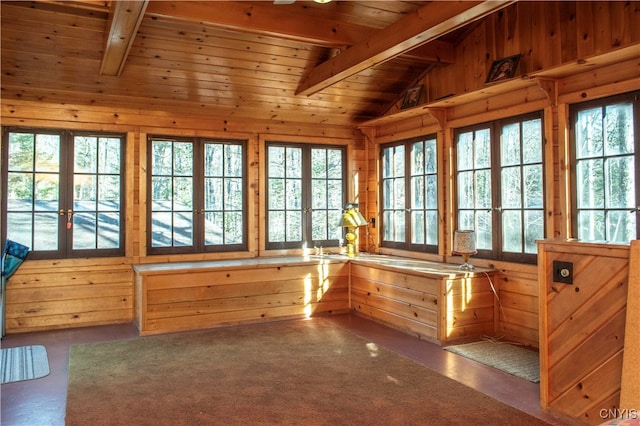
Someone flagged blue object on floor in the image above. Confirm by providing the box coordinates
[1,240,29,338]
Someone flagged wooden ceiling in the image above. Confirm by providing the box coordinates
[1,1,512,127]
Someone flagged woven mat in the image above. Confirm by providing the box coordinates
[1,345,50,384]
[445,339,540,383]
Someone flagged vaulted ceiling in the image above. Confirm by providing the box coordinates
[1,1,513,127]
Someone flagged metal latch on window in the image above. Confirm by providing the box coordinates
[60,209,73,229]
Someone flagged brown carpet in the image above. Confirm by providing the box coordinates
[66,318,551,426]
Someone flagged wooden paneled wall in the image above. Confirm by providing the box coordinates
[1,103,362,333]
[363,1,640,348]
[538,240,631,424]
[4,258,134,333]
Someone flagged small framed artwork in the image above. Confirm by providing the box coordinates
[485,54,521,84]
[401,85,422,109]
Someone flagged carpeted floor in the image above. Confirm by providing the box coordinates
[1,345,50,384]
[444,339,540,383]
[66,319,552,425]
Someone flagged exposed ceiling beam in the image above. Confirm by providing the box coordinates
[100,0,149,76]
[296,1,516,96]
[145,1,455,64]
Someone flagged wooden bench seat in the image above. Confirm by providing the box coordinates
[133,254,496,344]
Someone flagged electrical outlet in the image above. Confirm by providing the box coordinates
[553,260,573,284]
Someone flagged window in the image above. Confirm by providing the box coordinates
[455,113,544,263]
[148,136,246,254]
[380,135,438,252]
[571,91,639,243]
[266,142,346,250]
[2,128,125,259]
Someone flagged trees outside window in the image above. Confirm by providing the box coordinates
[455,113,544,263]
[380,135,438,253]
[148,136,246,254]
[266,142,346,250]
[2,128,125,259]
[571,91,639,243]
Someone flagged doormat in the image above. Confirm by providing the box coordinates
[445,339,540,383]
[1,345,50,384]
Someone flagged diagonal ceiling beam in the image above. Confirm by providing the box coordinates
[100,0,149,76]
[296,1,516,96]
[145,1,455,64]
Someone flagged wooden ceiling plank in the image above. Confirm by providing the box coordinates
[144,1,453,63]
[100,0,149,76]
[296,1,516,96]
[146,1,368,48]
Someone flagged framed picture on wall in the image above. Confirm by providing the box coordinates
[401,85,422,109]
[485,54,521,84]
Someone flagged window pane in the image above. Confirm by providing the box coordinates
[605,156,635,208]
[35,134,60,172]
[476,210,492,250]
[607,210,636,243]
[501,166,521,208]
[269,211,286,242]
[522,119,543,163]
[576,107,604,159]
[501,123,521,166]
[474,129,491,168]
[426,175,437,209]
[8,133,35,171]
[411,211,424,244]
[411,176,424,209]
[604,103,634,156]
[476,169,492,209]
[74,136,97,173]
[576,159,604,208]
[457,132,473,170]
[426,211,438,245]
[523,165,543,208]
[151,212,172,247]
[99,138,122,174]
[204,212,223,245]
[411,142,424,174]
[578,210,605,241]
[173,212,193,246]
[73,212,97,249]
[33,213,58,251]
[502,210,522,253]
[7,213,34,249]
[524,210,544,254]
[311,149,327,178]
[98,212,120,249]
[286,148,302,178]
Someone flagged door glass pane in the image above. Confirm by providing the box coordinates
[150,140,193,249]
[6,132,60,252]
[73,135,122,252]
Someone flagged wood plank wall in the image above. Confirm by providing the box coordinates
[538,240,631,424]
[364,1,640,348]
[1,103,362,333]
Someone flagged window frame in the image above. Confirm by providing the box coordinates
[569,91,640,243]
[379,134,439,254]
[454,112,545,264]
[1,127,127,260]
[146,135,248,255]
[265,141,347,251]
